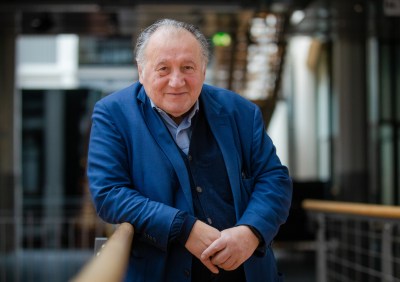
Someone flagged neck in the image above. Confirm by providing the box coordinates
[169,114,184,125]
[168,103,198,125]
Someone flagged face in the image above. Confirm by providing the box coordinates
[138,28,206,119]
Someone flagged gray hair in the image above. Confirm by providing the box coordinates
[135,19,209,67]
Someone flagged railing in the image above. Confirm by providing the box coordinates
[0,214,111,282]
[303,199,400,282]
[72,222,134,282]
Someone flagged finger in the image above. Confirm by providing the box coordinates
[202,257,220,274]
[200,238,226,260]
[223,259,239,271]
[211,252,230,266]
[212,253,230,267]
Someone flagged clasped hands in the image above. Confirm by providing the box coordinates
[185,220,260,274]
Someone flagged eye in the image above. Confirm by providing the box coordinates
[182,65,195,73]
[157,66,169,75]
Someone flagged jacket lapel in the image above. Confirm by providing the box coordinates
[201,92,244,215]
[137,88,194,213]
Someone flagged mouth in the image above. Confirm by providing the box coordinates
[166,92,186,96]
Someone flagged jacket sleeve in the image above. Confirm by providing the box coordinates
[87,99,179,252]
[236,105,292,249]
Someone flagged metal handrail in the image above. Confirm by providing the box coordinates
[302,199,400,219]
[303,199,400,282]
[71,222,134,282]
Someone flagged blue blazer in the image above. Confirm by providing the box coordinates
[87,82,292,282]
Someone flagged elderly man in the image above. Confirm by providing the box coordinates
[87,18,292,282]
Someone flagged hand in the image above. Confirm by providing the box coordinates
[200,225,259,271]
[185,220,221,273]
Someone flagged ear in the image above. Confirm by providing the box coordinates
[202,64,207,78]
[137,64,144,84]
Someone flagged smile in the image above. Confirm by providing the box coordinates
[166,92,186,96]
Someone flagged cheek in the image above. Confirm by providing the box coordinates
[147,78,170,98]
[152,78,168,90]
[187,77,204,91]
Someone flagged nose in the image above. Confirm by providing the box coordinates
[168,71,185,88]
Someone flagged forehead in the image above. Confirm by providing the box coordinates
[150,26,196,43]
[145,27,202,61]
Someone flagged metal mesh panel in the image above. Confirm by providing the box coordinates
[316,213,400,282]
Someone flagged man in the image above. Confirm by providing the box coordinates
[87,18,292,282]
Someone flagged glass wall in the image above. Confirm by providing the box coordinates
[368,0,400,205]
[378,42,400,205]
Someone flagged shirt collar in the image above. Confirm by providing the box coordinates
[150,98,199,124]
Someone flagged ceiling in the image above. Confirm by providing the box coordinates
[0,0,315,35]
[0,0,398,41]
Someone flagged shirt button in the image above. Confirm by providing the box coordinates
[207,218,213,225]
[196,186,202,193]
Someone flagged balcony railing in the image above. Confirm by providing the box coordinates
[303,199,400,282]
[72,222,134,282]
[0,213,111,282]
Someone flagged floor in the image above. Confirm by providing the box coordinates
[276,249,316,282]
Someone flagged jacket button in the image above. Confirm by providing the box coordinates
[188,155,192,161]
[196,186,202,193]
[184,269,190,277]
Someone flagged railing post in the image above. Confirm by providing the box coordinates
[316,213,327,282]
[381,222,393,282]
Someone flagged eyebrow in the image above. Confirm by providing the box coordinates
[155,58,197,66]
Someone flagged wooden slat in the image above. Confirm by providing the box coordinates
[302,199,400,219]
[71,222,134,282]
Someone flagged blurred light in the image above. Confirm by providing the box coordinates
[212,32,232,47]
[290,10,305,25]
[265,14,277,26]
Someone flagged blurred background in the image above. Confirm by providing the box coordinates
[0,0,399,281]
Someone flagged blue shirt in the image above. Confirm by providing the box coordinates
[151,99,199,155]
